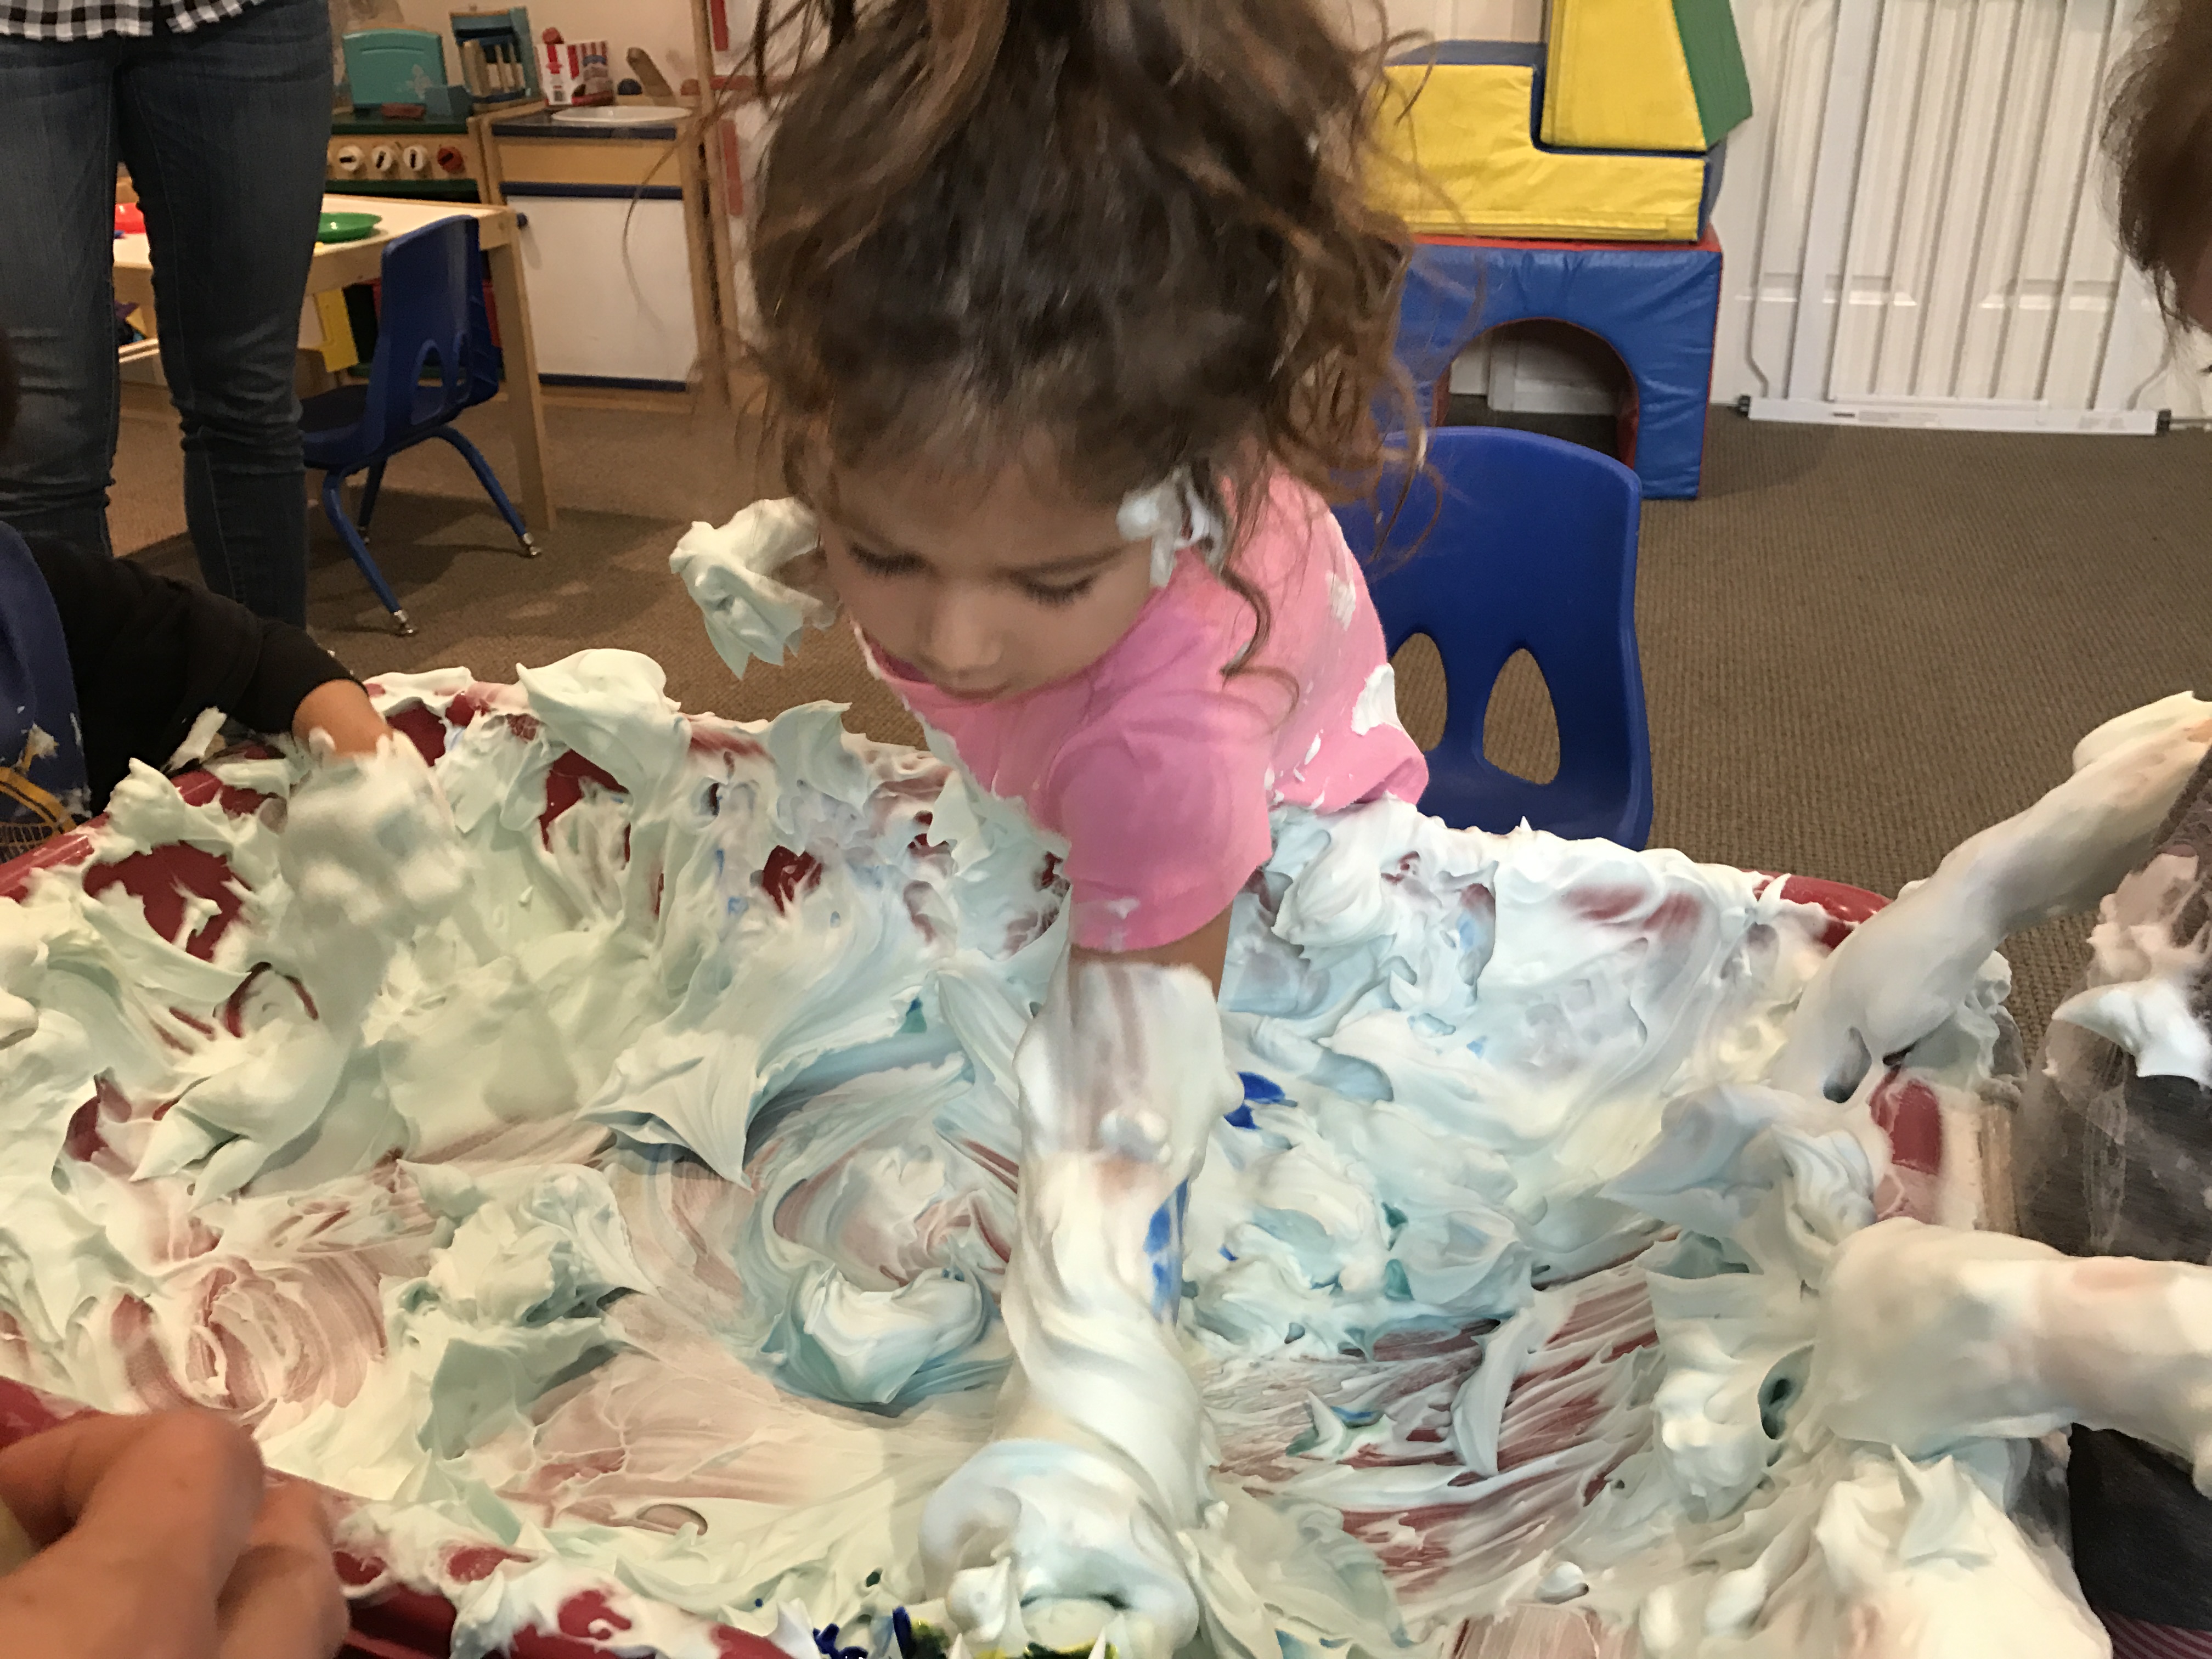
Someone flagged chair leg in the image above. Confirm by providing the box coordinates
[426,426,539,557]
[357,459,388,534]
[318,471,415,636]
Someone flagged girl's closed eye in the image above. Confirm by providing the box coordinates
[1022,577,1096,608]
[849,543,922,579]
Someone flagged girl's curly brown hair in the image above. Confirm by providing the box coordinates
[743,0,1420,669]
[2109,0,2212,325]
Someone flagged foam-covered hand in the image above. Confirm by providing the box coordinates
[274,733,466,1022]
[1810,1217,2212,1492]
[162,736,468,1197]
[1768,692,2212,1101]
[670,498,838,678]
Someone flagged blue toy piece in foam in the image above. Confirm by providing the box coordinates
[1334,426,1653,847]
[1395,230,1724,499]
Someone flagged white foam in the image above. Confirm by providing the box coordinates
[2,668,2206,1659]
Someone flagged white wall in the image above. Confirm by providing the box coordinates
[1384,0,1544,40]
[394,0,703,92]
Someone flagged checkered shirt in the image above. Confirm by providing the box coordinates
[0,0,262,41]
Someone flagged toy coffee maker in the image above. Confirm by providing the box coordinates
[538,29,614,108]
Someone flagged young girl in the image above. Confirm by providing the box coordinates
[678,0,1426,991]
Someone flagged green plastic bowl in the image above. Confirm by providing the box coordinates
[317,211,382,244]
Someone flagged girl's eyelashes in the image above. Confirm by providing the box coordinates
[847,543,922,577]
[842,534,1097,604]
[1023,578,1096,608]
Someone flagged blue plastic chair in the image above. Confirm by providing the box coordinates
[1333,426,1654,847]
[300,217,537,635]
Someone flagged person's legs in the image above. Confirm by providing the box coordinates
[119,0,330,623]
[0,36,125,556]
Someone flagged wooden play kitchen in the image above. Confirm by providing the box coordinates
[311,4,751,402]
[484,103,715,392]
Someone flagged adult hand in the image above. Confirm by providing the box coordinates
[0,1408,348,1659]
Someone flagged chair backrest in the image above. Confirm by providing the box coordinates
[356,217,484,456]
[1333,425,1652,843]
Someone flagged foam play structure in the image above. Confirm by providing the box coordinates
[1543,0,1753,155]
[1398,233,1725,500]
[1370,2,1751,498]
[1374,44,1714,241]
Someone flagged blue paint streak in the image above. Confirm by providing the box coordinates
[1152,1259,1178,1317]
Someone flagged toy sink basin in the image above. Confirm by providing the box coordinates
[550,104,688,126]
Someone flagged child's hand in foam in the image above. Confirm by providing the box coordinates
[669,498,839,678]
[273,736,466,1026]
[1768,692,2212,1103]
[1811,1217,2212,1492]
[291,680,390,760]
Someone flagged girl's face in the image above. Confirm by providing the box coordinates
[816,454,1157,701]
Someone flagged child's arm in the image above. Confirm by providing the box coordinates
[26,534,386,800]
[1073,904,1233,993]
[1768,695,2212,1102]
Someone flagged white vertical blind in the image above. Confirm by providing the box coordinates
[1725,0,2204,428]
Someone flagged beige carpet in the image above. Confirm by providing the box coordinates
[117,395,2212,1049]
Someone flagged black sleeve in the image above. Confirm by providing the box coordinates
[25,537,357,808]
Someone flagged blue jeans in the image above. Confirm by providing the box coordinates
[0,0,330,623]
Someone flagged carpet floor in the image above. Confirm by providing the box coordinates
[116,394,2212,1051]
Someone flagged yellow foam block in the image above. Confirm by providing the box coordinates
[1543,0,1706,153]
[1373,64,1708,242]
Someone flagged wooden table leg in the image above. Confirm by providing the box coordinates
[485,236,556,533]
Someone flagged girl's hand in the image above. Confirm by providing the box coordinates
[291,680,391,761]
[0,1408,349,1659]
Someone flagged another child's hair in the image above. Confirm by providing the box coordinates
[2109,0,2212,323]
[744,0,1416,662]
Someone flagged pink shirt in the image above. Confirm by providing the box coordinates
[869,473,1428,951]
